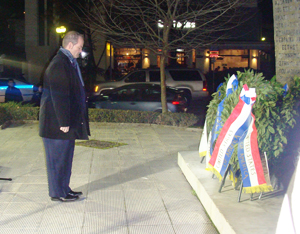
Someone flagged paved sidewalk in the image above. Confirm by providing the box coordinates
[0,122,217,234]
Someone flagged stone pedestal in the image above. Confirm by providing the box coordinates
[273,0,300,84]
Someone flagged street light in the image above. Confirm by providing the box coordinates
[56,26,67,38]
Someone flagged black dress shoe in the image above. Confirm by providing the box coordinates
[51,194,79,202]
[68,190,83,196]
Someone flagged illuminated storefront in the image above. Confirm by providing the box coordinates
[209,49,252,71]
[110,43,273,81]
[114,48,142,75]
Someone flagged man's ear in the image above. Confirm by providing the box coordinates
[66,42,73,50]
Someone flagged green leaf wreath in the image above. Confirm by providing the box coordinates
[205,69,300,173]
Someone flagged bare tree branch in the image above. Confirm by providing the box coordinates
[72,0,256,113]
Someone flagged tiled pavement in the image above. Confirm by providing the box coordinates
[0,122,217,234]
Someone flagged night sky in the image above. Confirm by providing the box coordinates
[259,0,274,24]
[1,0,274,21]
[1,0,274,41]
[0,0,25,18]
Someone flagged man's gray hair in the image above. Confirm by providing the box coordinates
[62,31,84,48]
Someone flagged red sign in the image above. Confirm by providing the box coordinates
[209,51,219,58]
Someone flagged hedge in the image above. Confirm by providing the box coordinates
[0,102,199,128]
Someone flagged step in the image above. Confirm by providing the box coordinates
[178,151,283,234]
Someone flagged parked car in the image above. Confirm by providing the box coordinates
[0,78,34,103]
[92,68,209,103]
[88,83,188,113]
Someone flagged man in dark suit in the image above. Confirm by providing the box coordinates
[39,31,90,202]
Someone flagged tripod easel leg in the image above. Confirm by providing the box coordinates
[218,164,231,193]
[238,181,243,202]
[0,178,12,181]
[200,157,205,163]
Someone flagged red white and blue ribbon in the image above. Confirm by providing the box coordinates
[209,75,238,156]
[207,85,255,180]
[207,84,273,193]
[237,114,273,193]
[199,75,238,158]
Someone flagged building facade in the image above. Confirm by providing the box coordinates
[104,0,275,81]
[25,0,58,84]
[21,0,274,85]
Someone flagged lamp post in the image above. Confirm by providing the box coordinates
[56,26,67,38]
[56,26,66,46]
[209,51,219,92]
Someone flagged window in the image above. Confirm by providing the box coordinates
[117,88,135,101]
[143,87,161,101]
[111,87,141,101]
[176,52,185,65]
[169,70,202,81]
[149,71,160,82]
[125,71,146,82]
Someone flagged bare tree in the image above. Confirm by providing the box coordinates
[76,0,255,113]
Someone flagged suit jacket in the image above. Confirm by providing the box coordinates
[39,50,90,140]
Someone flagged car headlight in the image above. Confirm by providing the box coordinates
[94,85,99,92]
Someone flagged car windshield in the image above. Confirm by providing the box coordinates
[114,74,127,81]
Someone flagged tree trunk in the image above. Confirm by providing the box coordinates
[85,28,97,93]
[160,21,171,114]
[160,52,168,113]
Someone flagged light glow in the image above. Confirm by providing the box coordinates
[0,85,33,90]
[158,20,195,29]
[56,26,66,34]
[158,20,164,28]
[173,21,195,28]
[81,51,88,58]
[209,51,219,58]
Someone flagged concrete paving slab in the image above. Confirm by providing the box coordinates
[127,211,172,226]
[173,224,219,234]
[128,225,175,234]
[0,122,218,234]
[81,225,128,234]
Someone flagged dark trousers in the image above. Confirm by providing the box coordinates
[42,138,75,197]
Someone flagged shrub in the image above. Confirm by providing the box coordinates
[0,106,11,125]
[0,102,39,126]
[89,109,198,127]
[0,104,199,128]
[89,109,159,123]
[155,112,199,127]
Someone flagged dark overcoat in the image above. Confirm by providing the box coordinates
[39,50,90,140]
